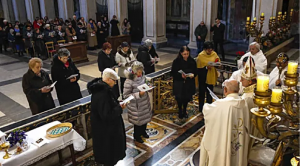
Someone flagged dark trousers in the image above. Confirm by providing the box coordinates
[176,97,189,115]
[120,77,126,99]
[196,40,204,54]
[198,67,214,112]
[214,40,225,60]
[0,44,2,53]
[134,124,147,139]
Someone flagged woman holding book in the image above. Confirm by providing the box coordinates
[51,48,82,105]
[171,46,197,119]
[196,41,221,112]
[123,61,152,143]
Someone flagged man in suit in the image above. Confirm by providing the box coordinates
[210,18,225,60]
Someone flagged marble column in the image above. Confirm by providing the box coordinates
[1,0,15,22]
[58,0,74,20]
[188,0,214,50]
[39,0,55,19]
[79,0,97,21]
[12,0,27,23]
[25,0,40,22]
[107,0,128,35]
[142,0,167,48]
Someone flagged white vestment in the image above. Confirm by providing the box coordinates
[230,69,263,95]
[269,66,288,89]
[238,50,267,73]
[199,93,250,166]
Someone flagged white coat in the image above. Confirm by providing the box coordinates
[238,50,267,73]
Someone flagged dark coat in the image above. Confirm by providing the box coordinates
[23,30,33,48]
[56,30,66,41]
[51,55,82,105]
[210,23,225,41]
[194,24,208,41]
[101,20,109,38]
[33,32,46,55]
[171,57,197,101]
[136,45,158,75]
[22,69,55,115]
[96,25,105,47]
[44,29,57,43]
[97,50,116,72]
[110,19,120,36]
[0,30,5,44]
[75,27,87,41]
[87,78,126,165]
[13,30,23,45]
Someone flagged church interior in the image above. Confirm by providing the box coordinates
[0,0,299,166]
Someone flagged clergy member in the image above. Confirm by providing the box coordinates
[199,79,250,166]
[238,42,267,73]
[230,56,263,94]
[269,53,289,89]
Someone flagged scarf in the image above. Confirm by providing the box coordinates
[14,28,20,33]
[118,49,131,60]
[90,23,94,29]
[65,61,69,68]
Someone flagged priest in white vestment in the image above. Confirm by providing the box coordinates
[199,80,250,166]
[269,53,289,89]
[237,42,267,73]
[230,56,263,94]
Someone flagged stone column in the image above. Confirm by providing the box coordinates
[79,0,97,21]
[25,0,40,22]
[58,0,74,20]
[12,0,27,23]
[1,0,15,22]
[107,0,128,35]
[39,0,55,19]
[142,0,167,48]
[188,0,214,50]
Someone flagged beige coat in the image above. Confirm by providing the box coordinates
[65,28,76,43]
[87,23,98,47]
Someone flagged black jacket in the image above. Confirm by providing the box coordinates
[87,78,126,165]
[97,50,116,72]
[0,30,5,44]
[22,69,55,115]
[210,23,225,41]
[51,55,82,105]
[44,29,57,43]
[110,19,120,36]
[194,24,208,41]
[76,27,87,41]
[136,45,158,75]
[13,30,23,45]
[56,30,66,41]
[171,57,197,101]
[33,32,46,55]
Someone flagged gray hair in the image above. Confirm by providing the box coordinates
[131,61,144,73]
[223,79,239,93]
[249,42,261,51]
[57,48,70,57]
[145,39,152,47]
[102,68,119,80]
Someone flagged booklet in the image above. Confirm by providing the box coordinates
[207,61,222,67]
[137,84,156,92]
[45,81,57,90]
[207,87,219,100]
[72,36,77,40]
[120,95,134,105]
[178,70,194,77]
[66,74,78,80]
[32,137,49,147]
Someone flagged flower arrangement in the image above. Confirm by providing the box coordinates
[6,129,27,147]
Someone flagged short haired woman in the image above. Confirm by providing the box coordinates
[196,41,221,112]
[115,42,135,99]
[171,46,197,119]
[51,48,82,105]
[22,58,55,115]
[123,61,152,143]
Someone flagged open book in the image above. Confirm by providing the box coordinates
[45,81,57,90]
[207,61,222,67]
[207,87,219,100]
[66,74,78,80]
[178,70,194,77]
[137,84,156,92]
[120,95,134,105]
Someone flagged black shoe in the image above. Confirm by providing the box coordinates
[183,111,188,118]
[142,133,149,138]
[134,137,144,143]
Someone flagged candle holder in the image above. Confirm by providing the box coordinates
[251,89,271,117]
[0,142,11,159]
[245,14,264,44]
[284,72,299,95]
[268,102,282,122]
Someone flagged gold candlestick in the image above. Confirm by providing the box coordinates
[0,142,11,159]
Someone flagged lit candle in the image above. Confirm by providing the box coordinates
[257,75,270,92]
[271,88,282,103]
[278,11,282,15]
[247,17,250,21]
[287,61,298,75]
[253,17,257,21]
[284,12,287,15]
[291,9,293,12]
[261,13,264,16]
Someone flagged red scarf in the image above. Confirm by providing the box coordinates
[65,61,69,68]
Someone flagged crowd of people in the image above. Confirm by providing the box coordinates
[0,15,131,59]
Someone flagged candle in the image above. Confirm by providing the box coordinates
[261,13,264,16]
[257,75,270,92]
[278,11,282,15]
[253,17,257,21]
[284,12,287,15]
[291,9,293,12]
[271,88,282,103]
[287,61,298,75]
[247,17,250,21]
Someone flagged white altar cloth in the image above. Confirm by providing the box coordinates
[0,121,86,166]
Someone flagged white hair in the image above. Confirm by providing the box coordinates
[145,39,153,47]
[223,79,239,93]
[102,68,119,80]
[249,42,261,51]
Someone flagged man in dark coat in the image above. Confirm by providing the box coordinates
[51,48,82,105]
[87,68,126,166]
[44,24,57,44]
[22,58,55,115]
[136,39,159,75]
[194,21,208,54]
[71,15,77,29]
[210,18,225,60]
[76,22,87,41]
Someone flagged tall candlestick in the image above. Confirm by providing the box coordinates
[271,88,283,103]
[247,17,250,21]
[287,61,298,75]
[257,75,270,92]
[253,17,257,21]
